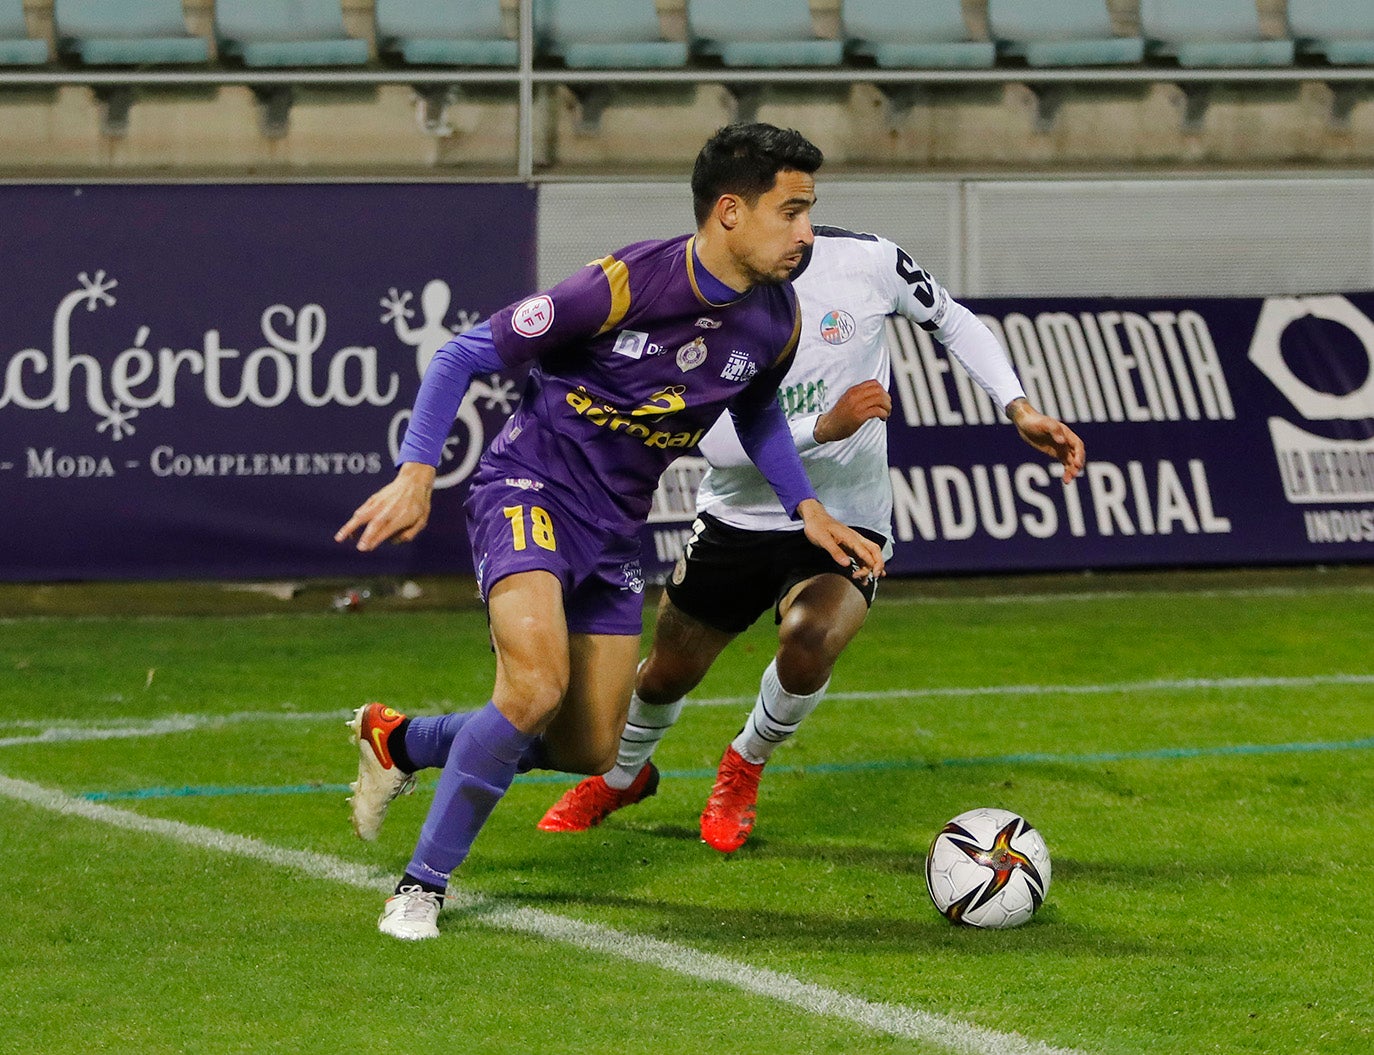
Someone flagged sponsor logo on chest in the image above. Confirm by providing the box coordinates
[612,330,667,360]
[720,350,758,382]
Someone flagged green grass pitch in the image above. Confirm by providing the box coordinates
[1,566,1371,1055]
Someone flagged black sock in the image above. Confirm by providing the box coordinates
[387,718,416,773]
[397,873,445,905]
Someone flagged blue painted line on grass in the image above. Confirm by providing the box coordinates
[77,735,1374,803]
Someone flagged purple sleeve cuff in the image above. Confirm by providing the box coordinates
[730,399,817,518]
[397,322,504,466]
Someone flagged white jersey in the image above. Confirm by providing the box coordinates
[694,226,1026,541]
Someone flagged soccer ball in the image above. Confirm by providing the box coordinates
[925,807,1051,928]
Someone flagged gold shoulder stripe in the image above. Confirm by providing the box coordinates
[774,296,803,367]
[595,255,632,335]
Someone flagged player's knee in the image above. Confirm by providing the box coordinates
[494,663,569,726]
[778,614,848,669]
[636,654,701,705]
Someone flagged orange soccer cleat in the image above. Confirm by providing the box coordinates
[699,745,765,853]
[537,763,660,832]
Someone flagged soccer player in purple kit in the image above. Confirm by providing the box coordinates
[334,123,885,940]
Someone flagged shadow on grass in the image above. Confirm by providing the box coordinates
[473,887,1142,957]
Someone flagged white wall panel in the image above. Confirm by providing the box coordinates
[538,180,963,291]
[964,179,1374,297]
[540,177,1374,298]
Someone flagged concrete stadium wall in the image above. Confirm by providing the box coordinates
[539,177,1374,297]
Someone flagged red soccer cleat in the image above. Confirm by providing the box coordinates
[537,763,660,832]
[699,745,765,853]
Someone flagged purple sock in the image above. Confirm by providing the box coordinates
[406,702,535,889]
[403,712,475,771]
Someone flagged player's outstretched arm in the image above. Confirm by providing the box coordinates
[796,498,885,580]
[335,462,436,551]
[1006,398,1086,483]
[813,379,892,443]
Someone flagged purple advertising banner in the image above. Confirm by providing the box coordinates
[0,183,535,581]
[3,188,1372,582]
[641,292,1374,577]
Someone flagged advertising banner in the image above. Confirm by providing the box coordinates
[3,188,1371,582]
[0,183,536,581]
[641,292,1374,577]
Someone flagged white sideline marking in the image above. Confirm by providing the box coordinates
[6,673,1373,748]
[0,772,1087,1055]
[0,708,356,747]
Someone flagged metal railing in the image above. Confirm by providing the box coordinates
[3,0,1371,177]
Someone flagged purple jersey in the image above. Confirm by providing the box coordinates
[473,234,805,532]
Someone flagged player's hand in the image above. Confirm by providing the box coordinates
[813,379,892,444]
[796,498,886,581]
[334,462,436,551]
[1006,399,1086,484]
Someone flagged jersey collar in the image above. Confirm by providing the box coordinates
[686,236,751,308]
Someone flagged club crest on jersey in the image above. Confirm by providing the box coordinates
[621,560,645,594]
[819,309,856,345]
[720,350,758,383]
[676,336,708,373]
[695,317,722,329]
[512,295,554,338]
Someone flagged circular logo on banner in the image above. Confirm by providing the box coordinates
[511,295,555,338]
[1248,295,1374,420]
[819,309,856,345]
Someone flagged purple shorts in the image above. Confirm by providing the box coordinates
[464,477,646,636]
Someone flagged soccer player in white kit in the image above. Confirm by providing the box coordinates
[538,225,1085,851]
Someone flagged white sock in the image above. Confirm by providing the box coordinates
[731,658,829,765]
[604,689,685,789]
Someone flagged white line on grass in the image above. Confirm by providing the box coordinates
[0,708,356,747]
[6,672,1372,748]
[0,771,1087,1055]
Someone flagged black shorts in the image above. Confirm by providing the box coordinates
[664,512,886,635]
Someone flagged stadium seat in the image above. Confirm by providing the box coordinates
[689,0,843,67]
[1140,0,1295,67]
[538,0,686,68]
[1288,0,1374,65]
[375,0,518,66]
[216,0,370,67]
[843,0,994,69]
[0,0,47,64]
[53,0,208,65]
[988,0,1144,66]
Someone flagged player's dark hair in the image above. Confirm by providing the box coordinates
[691,123,824,227]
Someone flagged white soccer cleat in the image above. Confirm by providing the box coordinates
[347,703,416,841]
[378,885,442,940]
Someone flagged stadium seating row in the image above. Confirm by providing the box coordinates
[0,1,1370,71]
